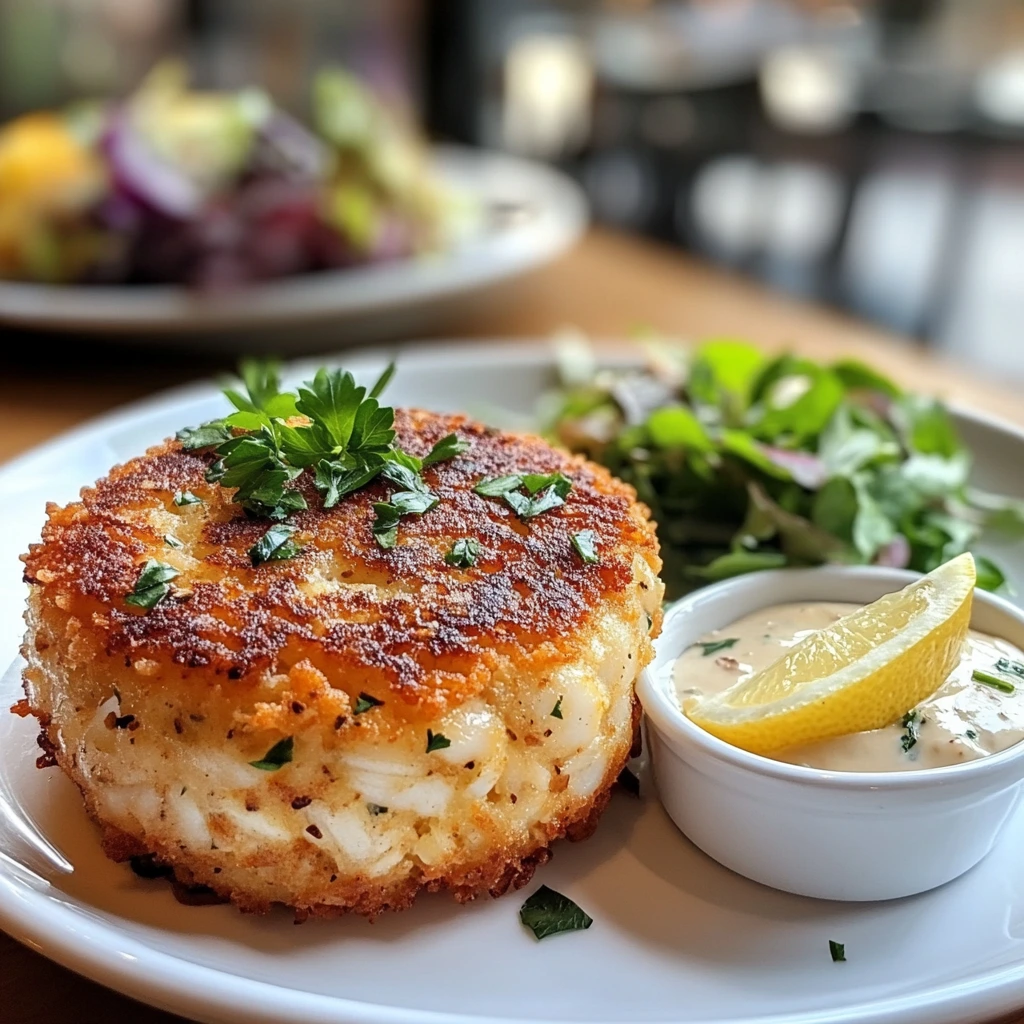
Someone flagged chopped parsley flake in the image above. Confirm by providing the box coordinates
[696,638,738,656]
[173,490,202,506]
[445,538,480,568]
[426,729,451,753]
[249,523,303,566]
[249,736,294,771]
[423,433,472,467]
[475,471,573,521]
[125,559,179,610]
[829,940,846,962]
[519,885,593,940]
[570,530,600,564]
[965,729,978,740]
[551,696,564,719]
[900,710,922,752]
[164,535,184,550]
[353,692,384,715]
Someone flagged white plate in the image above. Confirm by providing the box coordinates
[3,342,1024,1024]
[0,149,586,346]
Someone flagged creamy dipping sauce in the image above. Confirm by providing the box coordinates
[673,602,1024,771]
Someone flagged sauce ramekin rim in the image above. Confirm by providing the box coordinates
[638,564,1024,790]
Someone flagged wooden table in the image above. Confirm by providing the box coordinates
[1,228,1020,1023]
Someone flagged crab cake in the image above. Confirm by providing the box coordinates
[20,408,664,918]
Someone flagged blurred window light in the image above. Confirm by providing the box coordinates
[688,155,763,260]
[760,162,845,261]
[975,50,1024,128]
[502,33,593,158]
[840,166,956,336]
[760,45,857,134]
[940,184,1024,380]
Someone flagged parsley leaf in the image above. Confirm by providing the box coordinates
[176,421,233,451]
[900,710,922,752]
[353,692,384,715]
[521,471,572,497]
[445,538,479,568]
[570,530,600,564]
[249,524,303,566]
[996,658,1024,679]
[423,433,472,467]
[296,368,374,450]
[504,484,569,521]
[249,736,294,771]
[695,638,738,656]
[426,729,451,753]
[474,475,523,497]
[829,940,846,962]
[125,559,179,609]
[519,885,593,940]
[372,502,402,549]
[173,490,202,506]
[551,696,563,719]
[164,535,183,550]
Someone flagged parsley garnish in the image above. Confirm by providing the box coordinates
[353,692,384,715]
[570,530,600,564]
[426,729,451,753]
[372,502,402,549]
[423,433,471,467]
[249,736,294,771]
[475,471,573,521]
[445,538,479,568]
[973,670,1016,693]
[367,803,388,816]
[519,885,593,940]
[996,657,1024,679]
[175,359,468,530]
[551,696,564,719]
[125,559,179,609]
[249,523,302,566]
[164,535,183,550]
[176,422,233,451]
[474,475,522,497]
[900,710,922,752]
[829,940,846,962]
[173,490,202,506]
[965,729,978,740]
[696,638,738,657]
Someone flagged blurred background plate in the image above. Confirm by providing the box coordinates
[0,147,586,347]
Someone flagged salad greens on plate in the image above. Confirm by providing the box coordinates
[545,338,1024,600]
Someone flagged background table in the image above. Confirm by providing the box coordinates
[1,228,1020,1023]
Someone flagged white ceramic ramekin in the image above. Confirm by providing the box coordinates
[637,566,1024,902]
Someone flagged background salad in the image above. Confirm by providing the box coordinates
[0,62,463,288]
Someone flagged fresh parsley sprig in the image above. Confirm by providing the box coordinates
[176,360,470,542]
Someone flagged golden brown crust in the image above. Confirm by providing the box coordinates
[23,409,660,718]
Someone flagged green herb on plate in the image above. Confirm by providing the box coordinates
[519,885,593,940]
[125,559,179,610]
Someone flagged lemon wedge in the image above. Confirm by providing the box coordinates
[685,553,976,754]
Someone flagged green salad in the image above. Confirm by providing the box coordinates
[545,338,1024,600]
